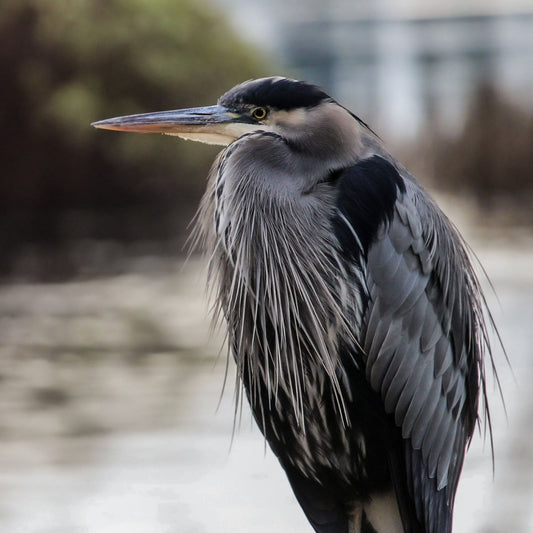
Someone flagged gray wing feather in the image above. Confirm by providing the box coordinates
[382,336,419,409]
[394,354,428,429]
[423,403,448,475]
[433,337,453,378]
[361,178,486,533]
[410,378,442,448]
[403,365,436,436]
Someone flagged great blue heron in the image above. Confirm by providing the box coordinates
[93,77,498,533]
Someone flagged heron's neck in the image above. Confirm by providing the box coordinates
[201,161,357,426]
[281,103,384,171]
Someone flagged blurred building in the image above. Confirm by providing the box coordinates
[213,0,533,138]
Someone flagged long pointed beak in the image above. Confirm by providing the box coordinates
[91,105,253,146]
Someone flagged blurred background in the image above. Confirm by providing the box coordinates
[0,0,532,531]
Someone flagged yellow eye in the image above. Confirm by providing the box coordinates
[252,107,268,120]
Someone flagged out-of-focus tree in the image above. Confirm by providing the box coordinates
[430,84,533,215]
[0,0,268,278]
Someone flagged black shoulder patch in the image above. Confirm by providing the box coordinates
[219,77,331,111]
[333,156,406,259]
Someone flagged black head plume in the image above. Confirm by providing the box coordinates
[219,77,332,111]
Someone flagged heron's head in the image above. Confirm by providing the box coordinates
[92,77,370,163]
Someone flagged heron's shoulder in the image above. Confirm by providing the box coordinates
[333,155,409,257]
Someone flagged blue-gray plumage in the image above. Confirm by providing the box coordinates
[92,76,498,533]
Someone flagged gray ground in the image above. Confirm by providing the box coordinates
[0,220,531,532]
